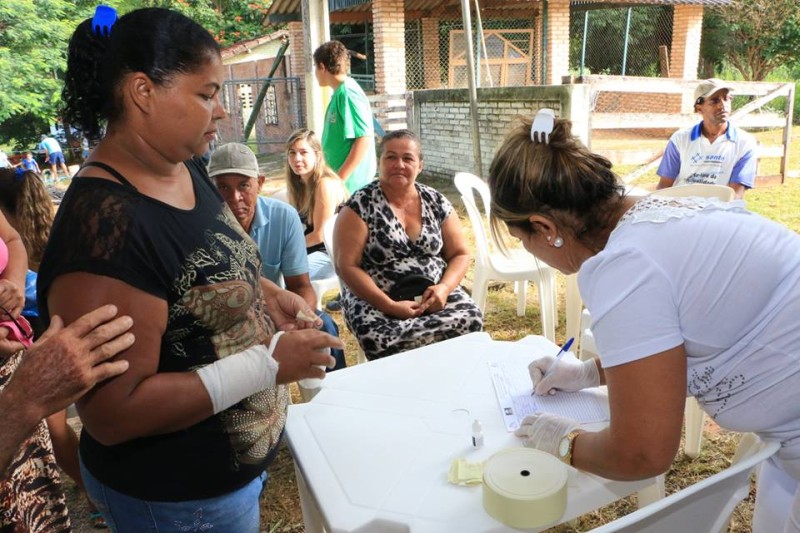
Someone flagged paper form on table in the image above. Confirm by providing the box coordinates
[488,359,610,431]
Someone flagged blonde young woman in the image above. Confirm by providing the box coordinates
[285,129,348,281]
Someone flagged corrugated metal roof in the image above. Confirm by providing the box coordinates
[267,0,730,22]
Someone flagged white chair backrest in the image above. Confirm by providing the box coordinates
[322,213,338,262]
[651,183,735,202]
[587,437,780,533]
[454,172,494,266]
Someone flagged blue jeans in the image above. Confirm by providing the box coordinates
[80,458,266,533]
[317,309,346,371]
[308,251,335,281]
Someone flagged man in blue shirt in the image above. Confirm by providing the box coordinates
[208,143,345,370]
[38,135,71,180]
[656,79,756,199]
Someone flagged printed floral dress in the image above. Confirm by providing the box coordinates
[342,181,483,359]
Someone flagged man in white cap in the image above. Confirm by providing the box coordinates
[656,78,757,199]
[208,143,346,370]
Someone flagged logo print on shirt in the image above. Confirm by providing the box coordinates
[691,152,703,164]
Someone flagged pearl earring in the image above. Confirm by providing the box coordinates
[553,236,564,248]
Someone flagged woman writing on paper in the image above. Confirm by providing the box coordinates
[489,111,800,532]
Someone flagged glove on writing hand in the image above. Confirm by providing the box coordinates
[528,356,600,396]
[514,412,578,456]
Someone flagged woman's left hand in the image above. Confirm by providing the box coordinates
[419,284,450,314]
[265,289,322,331]
[514,412,578,457]
[0,279,24,318]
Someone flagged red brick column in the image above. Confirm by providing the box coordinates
[421,17,441,89]
[670,5,704,80]
[545,0,570,85]
[373,0,407,96]
[287,21,307,121]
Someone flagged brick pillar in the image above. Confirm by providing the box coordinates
[533,10,543,84]
[545,0,570,85]
[373,0,406,96]
[670,5,703,80]
[421,17,441,89]
[287,20,307,122]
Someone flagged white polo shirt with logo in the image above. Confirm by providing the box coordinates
[657,121,757,189]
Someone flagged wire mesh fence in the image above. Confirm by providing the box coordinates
[403,4,674,91]
[405,14,540,91]
[570,5,674,78]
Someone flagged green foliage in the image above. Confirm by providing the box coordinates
[0,112,50,151]
[0,0,91,124]
[703,0,800,81]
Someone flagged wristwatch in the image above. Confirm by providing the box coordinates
[558,431,580,465]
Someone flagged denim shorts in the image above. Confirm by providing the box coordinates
[80,457,266,533]
[48,151,65,165]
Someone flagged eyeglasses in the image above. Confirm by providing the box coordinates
[0,304,33,342]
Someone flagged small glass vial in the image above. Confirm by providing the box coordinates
[471,419,484,448]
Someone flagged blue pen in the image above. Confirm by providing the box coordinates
[539,337,575,384]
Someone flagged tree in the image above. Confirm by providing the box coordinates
[705,0,800,81]
[0,0,275,147]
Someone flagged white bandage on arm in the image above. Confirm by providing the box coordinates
[196,331,284,414]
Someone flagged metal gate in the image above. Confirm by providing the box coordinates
[217,76,304,154]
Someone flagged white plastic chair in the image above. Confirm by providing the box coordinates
[454,172,558,342]
[587,436,780,533]
[322,214,367,365]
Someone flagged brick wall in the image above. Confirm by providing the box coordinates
[373,0,407,96]
[421,17,442,89]
[546,0,570,85]
[595,92,682,114]
[670,5,703,80]
[287,21,307,123]
[410,85,588,178]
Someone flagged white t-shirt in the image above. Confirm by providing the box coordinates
[657,121,757,188]
[580,196,800,478]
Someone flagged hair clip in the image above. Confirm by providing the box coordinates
[530,108,555,145]
[92,4,118,37]
[14,167,25,181]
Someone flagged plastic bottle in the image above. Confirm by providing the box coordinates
[472,419,484,448]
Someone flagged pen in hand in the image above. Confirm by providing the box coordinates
[532,337,575,396]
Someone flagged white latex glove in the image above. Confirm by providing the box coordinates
[514,412,578,456]
[528,356,600,396]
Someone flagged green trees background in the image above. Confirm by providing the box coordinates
[0,0,798,150]
[0,0,271,150]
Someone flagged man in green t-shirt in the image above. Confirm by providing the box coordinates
[313,40,376,195]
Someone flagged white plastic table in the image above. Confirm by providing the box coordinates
[285,332,657,532]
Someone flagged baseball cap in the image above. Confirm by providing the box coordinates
[207,143,259,179]
[694,78,734,103]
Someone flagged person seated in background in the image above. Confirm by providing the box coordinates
[333,129,483,360]
[285,128,348,282]
[489,112,800,533]
[209,142,346,371]
[656,78,756,199]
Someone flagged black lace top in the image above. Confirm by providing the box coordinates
[37,159,289,501]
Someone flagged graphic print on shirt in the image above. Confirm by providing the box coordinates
[169,210,287,468]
